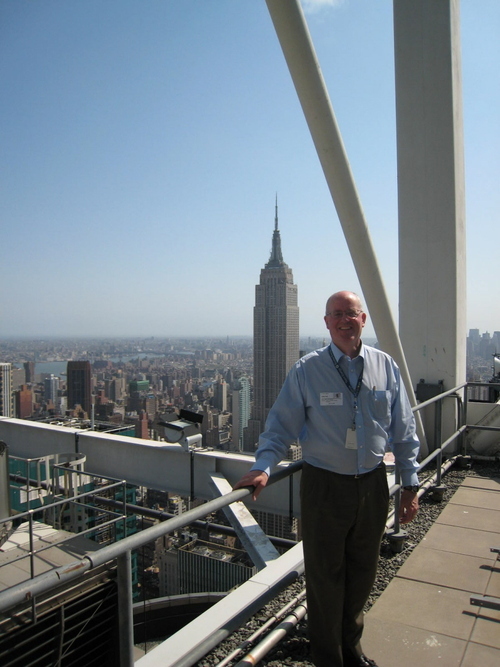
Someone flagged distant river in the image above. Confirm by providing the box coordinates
[35,361,68,377]
[35,354,170,378]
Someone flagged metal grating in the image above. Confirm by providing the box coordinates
[0,576,119,666]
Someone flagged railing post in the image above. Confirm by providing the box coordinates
[190,450,195,503]
[117,550,134,667]
[435,396,443,484]
[463,386,469,457]
[431,396,447,501]
[122,481,128,539]
[434,397,442,459]
[28,511,37,624]
[386,466,407,553]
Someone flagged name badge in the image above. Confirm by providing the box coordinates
[320,392,343,406]
[345,427,358,449]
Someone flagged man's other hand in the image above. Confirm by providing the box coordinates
[399,489,419,524]
[233,470,269,501]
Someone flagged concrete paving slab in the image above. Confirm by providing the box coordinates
[0,562,29,588]
[450,486,500,511]
[419,523,500,558]
[435,503,500,533]
[367,578,476,640]
[460,476,500,492]
[363,616,467,667]
[0,524,103,592]
[485,562,500,598]
[396,547,493,594]
[470,609,500,649]
[461,641,500,667]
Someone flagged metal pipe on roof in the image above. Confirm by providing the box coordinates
[215,589,307,667]
[265,0,427,455]
[234,600,307,667]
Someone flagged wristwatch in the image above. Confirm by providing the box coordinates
[403,485,419,493]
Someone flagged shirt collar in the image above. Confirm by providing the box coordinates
[329,341,365,362]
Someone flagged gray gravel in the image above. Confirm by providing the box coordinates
[196,458,500,667]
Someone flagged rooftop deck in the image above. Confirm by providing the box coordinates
[363,473,500,667]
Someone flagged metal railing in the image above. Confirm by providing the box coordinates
[0,460,303,665]
[0,381,498,665]
[389,380,500,538]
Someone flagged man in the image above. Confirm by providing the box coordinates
[234,291,420,667]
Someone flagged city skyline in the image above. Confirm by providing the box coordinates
[1,1,499,339]
[0,323,497,421]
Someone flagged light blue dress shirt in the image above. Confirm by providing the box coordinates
[251,342,420,487]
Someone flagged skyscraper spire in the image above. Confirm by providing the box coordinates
[266,195,285,268]
[247,199,299,445]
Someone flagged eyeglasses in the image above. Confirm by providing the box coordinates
[326,309,363,319]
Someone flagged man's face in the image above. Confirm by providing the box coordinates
[324,293,366,350]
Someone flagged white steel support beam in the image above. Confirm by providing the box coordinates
[265,0,427,454]
[394,0,466,450]
[209,473,280,570]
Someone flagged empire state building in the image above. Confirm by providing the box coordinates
[250,201,299,439]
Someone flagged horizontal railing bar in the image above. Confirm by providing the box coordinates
[417,425,467,471]
[87,461,303,569]
[0,461,302,615]
[93,495,298,549]
[466,424,500,433]
[2,479,127,527]
[412,383,466,412]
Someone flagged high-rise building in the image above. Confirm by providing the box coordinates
[15,384,33,419]
[232,376,251,451]
[135,410,150,439]
[108,377,126,402]
[252,201,299,432]
[44,374,60,405]
[0,363,13,417]
[468,329,480,345]
[213,379,227,412]
[67,361,92,417]
[23,361,36,384]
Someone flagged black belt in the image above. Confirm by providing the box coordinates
[304,460,385,479]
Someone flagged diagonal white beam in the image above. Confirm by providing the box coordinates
[265,0,427,454]
[209,473,280,570]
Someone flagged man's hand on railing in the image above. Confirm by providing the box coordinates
[233,470,269,501]
[399,489,419,524]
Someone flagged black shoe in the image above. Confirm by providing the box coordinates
[342,648,380,667]
[357,656,378,667]
[344,655,379,667]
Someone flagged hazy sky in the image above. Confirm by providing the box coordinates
[1,0,498,339]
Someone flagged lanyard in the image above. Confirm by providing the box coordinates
[328,346,364,430]
[328,346,364,398]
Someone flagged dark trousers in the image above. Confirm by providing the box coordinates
[300,462,389,667]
